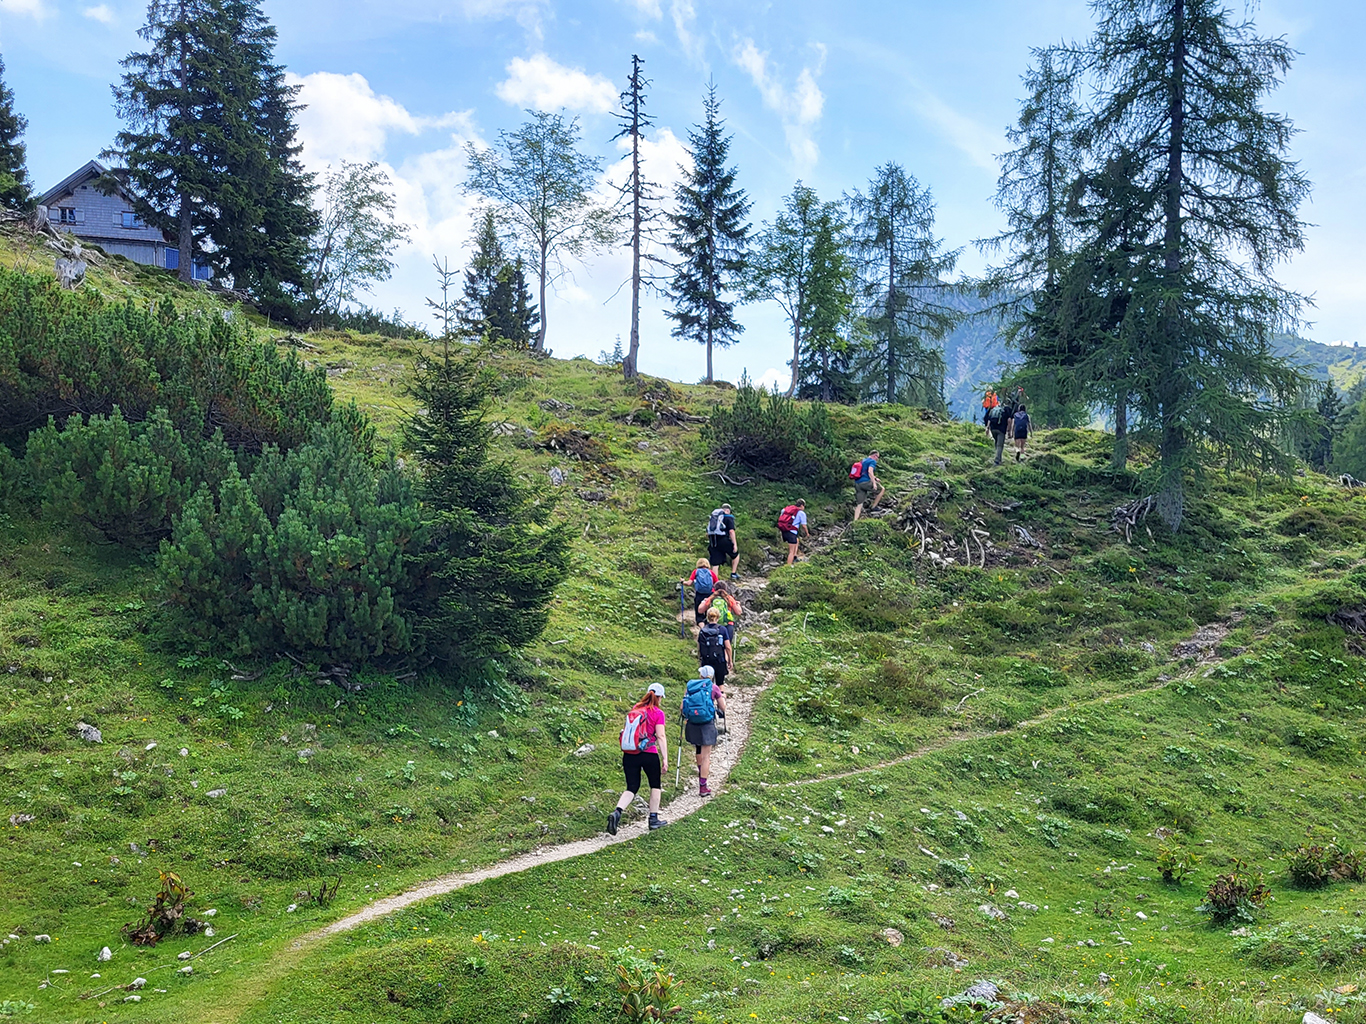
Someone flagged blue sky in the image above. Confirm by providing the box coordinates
[2,0,1363,386]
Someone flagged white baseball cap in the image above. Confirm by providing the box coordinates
[647,682,666,698]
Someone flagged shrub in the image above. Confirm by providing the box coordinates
[934,859,969,888]
[1285,842,1364,888]
[25,407,231,548]
[846,660,944,713]
[1196,861,1270,923]
[1155,843,1200,884]
[701,379,843,488]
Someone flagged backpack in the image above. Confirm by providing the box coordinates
[708,596,735,626]
[987,404,1005,425]
[698,624,727,662]
[1014,410,1029,431]
[848,460,865,480]
[984,391,998,409]
[693,566,714,596]
[620,707,655,752]
[777,505,800,532]
[707,509,728,536]
[681,678,717,724]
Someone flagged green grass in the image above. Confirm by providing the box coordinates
[6,269,1366,1021]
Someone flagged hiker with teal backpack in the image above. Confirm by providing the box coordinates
[681,665,727,797]
[777,499,809,566]
[680,557,716,626]
[607,682,670,835]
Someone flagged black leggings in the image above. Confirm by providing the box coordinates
[622,751,662,794]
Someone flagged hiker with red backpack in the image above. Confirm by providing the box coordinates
[777,499,809,565]
[851,451,884,521]
[607,682,670,835]
[680,557,716,625]
[681,665,727,797]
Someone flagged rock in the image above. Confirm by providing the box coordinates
[1305,1014,1332,1024]
[942,980,999,1008]
[1018,901,1039,911]
[145,742,157,751]
[979,903,1008,921]
[300,723,317,739]
[1228,926,1249,937]
[8,813,33,826]
[1136,911,1148,920]
[191,780,199,789]
[124,994,142,1003]
[297,748,315,759]
[1098,972,1113,985]
[1003,889,1019,899]
[931,914,955,931]
[492,422,523,437]
[204,927,214,937]
[179,965,193,974]
[179,748,189,757]
[636,441,649,450]
[924,947,970,969]
[203,909,217,917]
[286,903,298,913]
[130,977,147,989]
[98,946,112,962]
[33,934,51,943]
[538,398,574,412]
[74,721,102,743]
[573,744,596,758]
[206,788,226,799]
[881,928,904,947]
[575,489,608,502]
[548,467,568,486]
[177,951,192,960]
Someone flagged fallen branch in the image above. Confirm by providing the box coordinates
[702,470,753,486]
[1111,495,1154,544]
[953,687,985,713]
[1011,524,1042,549]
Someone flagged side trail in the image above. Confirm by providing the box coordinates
[299,527,1235,944]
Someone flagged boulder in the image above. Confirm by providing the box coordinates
[74,722,102,743]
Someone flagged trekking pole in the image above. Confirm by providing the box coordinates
[679,583,686,639]
[675,716,684,789]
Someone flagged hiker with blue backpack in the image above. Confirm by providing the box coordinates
[1012,403,1031,462]
[681,557,716,626]
[681,665,727,797]
[607,682,670,835]
[850,451,884,521]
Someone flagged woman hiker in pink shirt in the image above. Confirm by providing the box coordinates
[607,682,670,834]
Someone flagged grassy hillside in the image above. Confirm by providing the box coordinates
[5,245,1366,1023]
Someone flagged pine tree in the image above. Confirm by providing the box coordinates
[667,82,751,384]
[1301,380,1342,471]
[846,164,961,408]
[404,355,570,666]
[458,211,538,347]
[1068,0,1314,527]
[0,55,32,212]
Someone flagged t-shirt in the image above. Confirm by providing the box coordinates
[708,513,737,539]
[638,705,666,752]
[791,509,807,529]
[858,457,877,482]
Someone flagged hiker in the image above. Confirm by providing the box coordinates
[981,390,999,437]
[699,581,741,644]
[697,606,733,688]
[607,682,670,835]
[986,395,1017,466]
[1013,403,1031,461]
[680,557,716,625]
[707,504,740,581]
[681,665,727,797]
[777,499,809,566]
[851,450,884,521]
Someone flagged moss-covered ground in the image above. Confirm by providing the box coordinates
[5,242,1366,1022]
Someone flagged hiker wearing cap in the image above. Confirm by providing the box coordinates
[681,557,716,626]
[697,606,733,689]
[681,665,727,797]
[608,682,670,834]
[707,504,740,582]
[777,499,809,566]
[852,451,884,521]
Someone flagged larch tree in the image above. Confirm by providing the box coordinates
[0,55,32,212]
[463,111,617,353]
[1071,0,1314,527]
[747,182,852,398]
[798,210,859,403]
[667,82,751,384]
[846,164,961,409]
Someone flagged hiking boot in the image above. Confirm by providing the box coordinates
[648,814,668,830]
[730,572,740,581]
[606,808,622,835]
[698,782,713,797]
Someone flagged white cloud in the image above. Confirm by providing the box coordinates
[0,0,49,21]
[82,3,114,23]
[288,71,473,167]
[753,367,786,392]
[622,0,661,16]
[906,87,1000,172]
[635,29,658,44]
[495,53,618,114]
[671,0,703,62]
[733,40,826,170]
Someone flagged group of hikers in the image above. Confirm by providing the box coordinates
[604,389,1033,834]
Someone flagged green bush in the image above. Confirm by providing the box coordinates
[157,422,425,663]
[702,379,844,488]
[1195,861,1270,923]
[24,407,231,548]
[845,660,943,713]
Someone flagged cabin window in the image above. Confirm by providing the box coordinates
[121,211,145,228]
[59,208,79,224]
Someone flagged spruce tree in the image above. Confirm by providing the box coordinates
[667,82,751,384]
[1068,0,1313,527]
[458,212,539,346]
[0,55,32,212]
[846,164,960,408]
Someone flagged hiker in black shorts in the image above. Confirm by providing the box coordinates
[697,607,733,688]
[707,504,740,581]
[607,682,670,834]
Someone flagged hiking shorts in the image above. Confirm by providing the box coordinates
[780,529,799,544]
[708,538,734,564]
[621,750,662,794]
[854,479,878,502]
[703,657,728,689]
[685,719,719,751]
[693,592,710,621]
